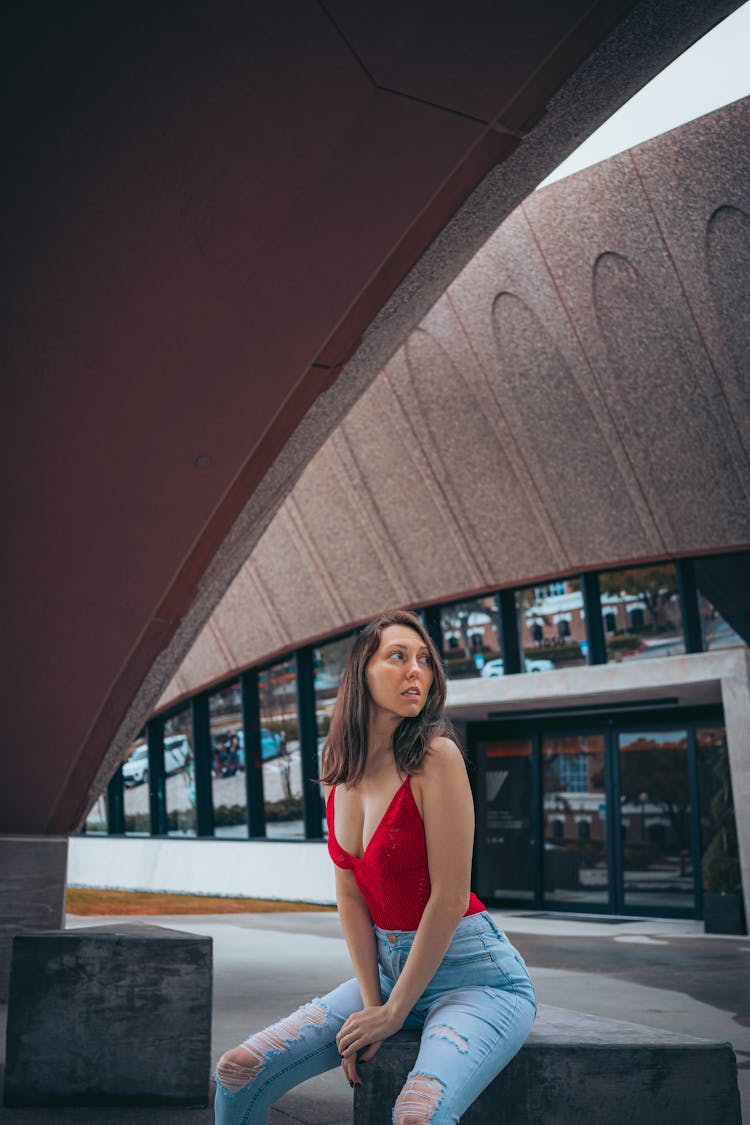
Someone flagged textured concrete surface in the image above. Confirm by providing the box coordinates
[0,838,67,1003]
[3,925,212,1107]
[353,1013,740,1124]
[163,94,750,709]
[10,0,743,840]
[2,910,747,1124]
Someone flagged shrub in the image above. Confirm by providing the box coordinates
[264,797,304,822]
[524,641,582,664]
[606,634,642,654]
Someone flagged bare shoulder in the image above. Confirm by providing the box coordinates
[413,737,467,795]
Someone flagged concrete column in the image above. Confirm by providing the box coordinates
[0,835,68,1001]
[721,647,750,921]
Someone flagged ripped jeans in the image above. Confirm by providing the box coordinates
[214,912,536,1124]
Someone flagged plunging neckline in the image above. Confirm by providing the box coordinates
[330,776,410,861]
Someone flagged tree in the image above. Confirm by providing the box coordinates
[598,566,678,630]
[619,737,690,846]
[442,601,497,659]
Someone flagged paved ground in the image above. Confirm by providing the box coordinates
[1,911,747,1123]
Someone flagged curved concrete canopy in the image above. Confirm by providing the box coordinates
[162,97,750,708]
[1,1,742,833]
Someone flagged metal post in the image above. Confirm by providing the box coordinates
[192,694,214,837]
[498,588,522,674]
[582,571,607,665]
[147,716,168,836]
[106,766,125,835]
[297,647,324,840]
[242,669,266,837]
[421,605,443,664]
[677,558,703,654]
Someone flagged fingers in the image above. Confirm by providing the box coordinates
[341,1052,361,1087]
[359,1040,382,1062]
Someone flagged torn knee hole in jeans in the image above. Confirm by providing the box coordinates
[425,1024,468,1052]
[394,1073,445,1123]
[216,1001,329,1093]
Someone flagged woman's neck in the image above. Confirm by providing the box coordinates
[365,710,400,772]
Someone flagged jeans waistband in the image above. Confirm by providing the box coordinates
[374,910,499,950]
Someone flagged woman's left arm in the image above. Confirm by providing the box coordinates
[336,738,475,1057]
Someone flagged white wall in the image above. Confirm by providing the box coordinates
[67,836,336,904]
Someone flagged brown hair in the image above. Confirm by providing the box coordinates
[319,609,455,787]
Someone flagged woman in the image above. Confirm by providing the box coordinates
[214,610,536,1123]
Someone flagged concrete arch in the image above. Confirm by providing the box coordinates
[159,97,750,723]
[2,1,744,833]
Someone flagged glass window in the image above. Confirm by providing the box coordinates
[84,792,107,834]
[543,734,608,906]
[210,682,247,839]
[699,595,748,652]
[697,728,741,897]
[441,596,501,681]
[259,658,303,839]
[476,738,534,901]
[315,633,356,837]
[164,708,196,837]
[123,735,150,834]
[515,582,585,672]
[618,729,694,911]
[600,564,684,662]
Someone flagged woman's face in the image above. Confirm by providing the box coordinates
[365,624,434,722]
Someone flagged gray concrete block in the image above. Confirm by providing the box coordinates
[3,924,212,1107]
[0,836,68,1003]
[353,1005,741,1124]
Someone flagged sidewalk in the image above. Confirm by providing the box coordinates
[1,911,747,1123]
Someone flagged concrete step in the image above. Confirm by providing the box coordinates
[353,1004,741,1124]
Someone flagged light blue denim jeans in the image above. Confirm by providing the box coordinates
[214,911,536,1124]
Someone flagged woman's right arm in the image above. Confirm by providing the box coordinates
[335,866,381,1009]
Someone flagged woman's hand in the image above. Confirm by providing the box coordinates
[340,1038,383,1087]
[336,1005,401,1084]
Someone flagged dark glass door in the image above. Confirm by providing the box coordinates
[542,734,609,908]
[617,729,695,913]
[476,737,534,902]
[471,709,725,918]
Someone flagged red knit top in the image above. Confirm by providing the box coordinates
[326,775,485,930]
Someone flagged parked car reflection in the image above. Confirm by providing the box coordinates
[122,736,190,787]
[480,657,555,676]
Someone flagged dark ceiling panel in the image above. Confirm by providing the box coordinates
[1,0,740,833]
[322,0,628,125]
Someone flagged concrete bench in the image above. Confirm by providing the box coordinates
[353,1005,741,1124]
[3,923,212,1108]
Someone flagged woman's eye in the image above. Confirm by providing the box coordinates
[389,651,404,660]
[420,654,432,665]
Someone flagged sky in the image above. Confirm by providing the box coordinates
[539,1,750,187]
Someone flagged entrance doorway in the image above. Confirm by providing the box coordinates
[470,707,727,918]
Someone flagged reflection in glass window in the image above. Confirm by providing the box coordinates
[315,634,355,837]
[441,596,501,681]
[123,736,150,834]
[697,728,741,898]
[600,564,684,662]
[210,682,247,839]
[84,793,107,834]
[259,658,303,839]
[543,735,608,906]
[164,708,196,837]
[476,738,534,901]
[618,729,693,911]
[515,582,585,672]
[699,595,748,652]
